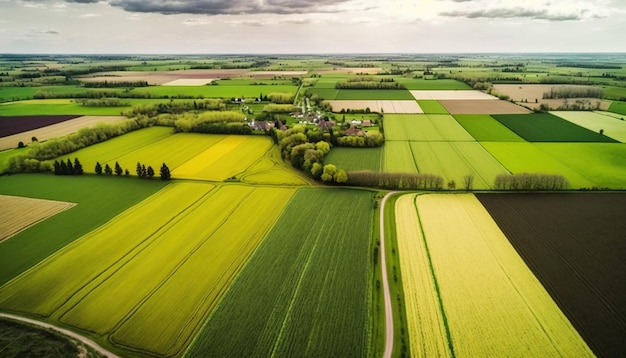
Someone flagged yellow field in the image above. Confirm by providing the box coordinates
[395,194,450,357]
[0,195,75,242]
[173,136,274,181]
[395,193,593,357]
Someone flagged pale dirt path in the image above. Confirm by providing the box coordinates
[380,191,397,358]
[0,313,120,358]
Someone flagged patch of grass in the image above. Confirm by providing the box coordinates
[416,100,449,114]
[325,147,382,172]
[395,78,470,90]
[384,114,473,141]
[608,101,626,115]
[493,113,617,142]
[454,114,525,142]
[308,88,339,100]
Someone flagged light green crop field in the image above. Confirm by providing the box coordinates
[0,99,129,116]
[550,111,626,143]
[0,174,167,287]
[416,100,449,114]
[384,114,474,142]
[130,84,297,98]
[186,188,375,358]
[324,147,382,172]
[309,88,340,100]
[394,78,470,90]
[407,142,509,189]
[0,183,295,357]
[454,114,525,142]
[534,143,626,189]
[335,89,414,100]
[480,142,596,188]
[384,141,418,172]
[395,194,594,357]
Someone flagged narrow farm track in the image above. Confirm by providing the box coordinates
[0,313,120,358]
[379,191,397,358]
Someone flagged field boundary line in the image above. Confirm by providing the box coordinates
[0,313,120,358]
[379,191,396,358]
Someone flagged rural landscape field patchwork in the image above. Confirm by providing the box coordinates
[1,53,625,358]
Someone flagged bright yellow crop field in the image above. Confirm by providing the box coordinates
[0,182,296,357]
[173,135,270,180]
[395,193,594,357]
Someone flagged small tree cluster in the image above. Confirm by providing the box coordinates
[494,173,569,190]
[135,161,171,180]
[336,132,384,147]
[319,164,348,184]
[346,171,444,190]
[53,158,84,175]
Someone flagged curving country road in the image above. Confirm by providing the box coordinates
[379,191,397,358]
[0,313,120,358]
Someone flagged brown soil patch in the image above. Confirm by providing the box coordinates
[410,90,497,100]
[439,100,530,114]
[328,100,422,113]
[0,116,128,151]
[0,115,79,137]
[493,84,602,102]
[477,193,626,358]
[0,195,76,242]
[78,69,247,85]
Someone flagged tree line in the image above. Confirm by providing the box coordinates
[542,86,604,99]
[494,173,569,190]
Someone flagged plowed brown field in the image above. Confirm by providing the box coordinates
[439,100,530,114]
[477,193,626,358]
[0,195,75,242]
[0,115,79,137]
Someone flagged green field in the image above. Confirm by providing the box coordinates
[0,86,116,103]
[534,143,626,189]
[324,147,382,172]
[131,83,297,98]
[0,174,167,286]
[550,111,626,143]
[335,89,414,100]
[608,101,626,115]
[186,188,375,357]
[408,142,509,189]
[384,114,474,141]
[454,114,525,142]
[383,141,418,172]
[0,99,130,116]
[480,142,597,188]
[308,88,339,100]
[601,86,626,101]
[416,100,449,114]
[493,113,617,142]
[395,78,470,90]
[0,183,295,357]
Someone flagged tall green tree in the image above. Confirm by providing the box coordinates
[104,163,113,175]
[73,158,83,175]
[114,161,123,176]
[147,166,155,179]
[95,162,103,175]
[160,163,171,180]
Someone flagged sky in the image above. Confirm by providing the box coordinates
[0,0,624,54]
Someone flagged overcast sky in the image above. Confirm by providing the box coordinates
[0,0,624,54]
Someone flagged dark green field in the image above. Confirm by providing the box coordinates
[0,174,167,286]
[325,147,382,172]
[335,90,414,100]
[608,101,626,115]
[492,113,617,142]
[454,114,525,142]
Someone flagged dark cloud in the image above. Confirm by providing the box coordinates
[440,7,583,21]
[108,0,352,15]
[45,29,60,34]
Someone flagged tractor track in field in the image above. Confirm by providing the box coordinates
[0,313,120,358]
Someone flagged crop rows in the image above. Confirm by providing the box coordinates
[493,113,616,142]
[384,114,474,142]
[395,194,594,357]
[0,195,75,242]
[0,183,296,357]
[186,188,375,357]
